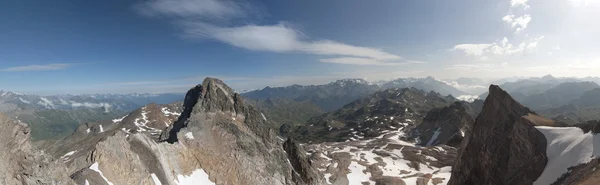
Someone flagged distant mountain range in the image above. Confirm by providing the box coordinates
[0,91,184,140]
[243,77,467,112]
[0,91,183,112]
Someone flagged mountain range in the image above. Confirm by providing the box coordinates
[0,91,183,140]
[3,76,600,185]
[4,77,600,184]
[243,77,467,112]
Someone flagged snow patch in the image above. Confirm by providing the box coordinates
[175,168,215,185]
[89,162,115,185]
[323,173,332,184]
[61,150,77,161]
[86,128,91,134]
[151,173,162,185]
[347,161,373,185]
[185,132,194,140]
[161,107,181,116]
[99,125,104,133]
[134,108,153,132]
[426,127,442,146]
[112,114,127,123]
[534,126,600,185]
[261,113,267,121]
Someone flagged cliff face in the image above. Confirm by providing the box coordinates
[0,113,73,185]
[448,85,548,185]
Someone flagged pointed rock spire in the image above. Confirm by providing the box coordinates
[448,85,548,185]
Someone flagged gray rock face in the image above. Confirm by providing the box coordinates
[448,85,548,185]
[410,102,474,147]
[156,77,301,185]
[0,113,73,185]
[284,138,324,185]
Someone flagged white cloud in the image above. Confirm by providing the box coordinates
[1,63,71,72]
[502,14,531,33]
[453,36,544,57]
[71,102,112,113]
[136,0,407,65]
[453,44,493,56]
[510,0,530,9]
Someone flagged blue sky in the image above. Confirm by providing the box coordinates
[1,0,599,94]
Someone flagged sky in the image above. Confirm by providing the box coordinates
[1,0,599,94]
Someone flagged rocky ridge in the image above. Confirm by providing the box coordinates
[0,113,73,185]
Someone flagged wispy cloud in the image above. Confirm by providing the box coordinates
[0,63,71,72]
[319,57,424,66]
[135,0,413,65]
[453,36,544,57]
[135,0,245,18]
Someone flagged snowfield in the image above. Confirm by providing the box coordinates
[534,126,600,185]
[308,121,454,185]
[175,168,215,185]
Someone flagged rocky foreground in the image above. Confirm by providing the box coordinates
[2,79,600,185]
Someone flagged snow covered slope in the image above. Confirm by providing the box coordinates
[534,126,600,185]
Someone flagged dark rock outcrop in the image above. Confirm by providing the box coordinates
[283,138,323,185]
[448,85,548,185]
[410,102,475,147]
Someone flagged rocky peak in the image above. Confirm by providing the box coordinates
[162,77,277,142]
[198,77,242,113]
[154,77,303,184]
[448,85,548,185]
[410,102,474,147]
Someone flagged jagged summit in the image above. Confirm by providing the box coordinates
[330,78,370,86]
[449,85,548,185]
